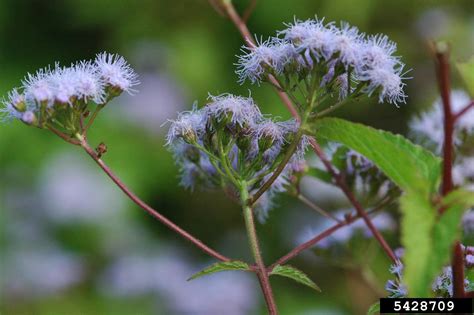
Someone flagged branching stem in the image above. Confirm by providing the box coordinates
[74,134,230,262]
[297,194,342,223]
[240,182,278,315]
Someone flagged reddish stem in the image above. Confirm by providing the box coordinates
[47,126,81,146]
[242,0,258,23]
[436,49,454,198]
[454,100,474,122]
[270,218,348,270]
[309,139,397,262]
[434,44,465,297]
[452,241,465,298]
[79,138,230,262]
[270,201,390,270]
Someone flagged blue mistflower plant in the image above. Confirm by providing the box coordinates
[2,6,474,314]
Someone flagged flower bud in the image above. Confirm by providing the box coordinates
[182,128,197,144]
[13,97,26,112]
[21,111,37,125]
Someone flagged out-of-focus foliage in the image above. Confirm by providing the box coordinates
[456,55,474,97]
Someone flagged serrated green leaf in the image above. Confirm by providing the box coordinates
[187,261,250,281]
[367,301,380,315]
[270,264,321,292]
[400,193,436,297]
[312,118,441,194]
[401,191,469,297]
[430,204,467,287]
[456,55,474,97]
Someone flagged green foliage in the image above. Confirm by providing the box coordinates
[430,204,466,283]
[311,118,467,297]
[442,189,474,209]
[187,261,250,281]
[366,301,380,315]
[270,264,321,292]
[312,117,441,194]
[400,193,436,297]
[401,190,470,297]
[456,55,474,97]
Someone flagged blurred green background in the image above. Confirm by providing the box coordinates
[0,0,473,314]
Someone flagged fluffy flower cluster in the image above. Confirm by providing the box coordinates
[385,255,474,298]
[237,18,408,105]
[1,53,139,129]
[167,94,309,220]
[410,90,473,153]
[385,261,408,298]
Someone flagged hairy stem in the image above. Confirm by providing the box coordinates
[240,182,278,315]
[75,135,230,262]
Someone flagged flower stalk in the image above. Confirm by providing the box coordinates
[240,181,278,314]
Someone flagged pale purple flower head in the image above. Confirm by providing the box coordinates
[237,38,296,84]
[279,19,319,44]
[359,66,408,105]
[253,119,287,146]
[239,17,410,105]
[385,279,408,298]
[23,67,55,106]
[1,89,24,121]
[432,266,454,297]
[205,94,262,127]
[466,254,474,267]
[166,105,206,145]
[49,66,78,105]
[410,90,473,152]
[280,18,335,61]
[20,111,36,125]
[69,61,105,104]
[94,52,140,94]
[389,260,404,278]
[328,22,364,68]
[359,34,400,70]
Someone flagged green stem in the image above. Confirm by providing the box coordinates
[218,134,240,186]
[249,126,304,205]
[240,182,278,315]
[315,97,351,118]
[82,104,103,135]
